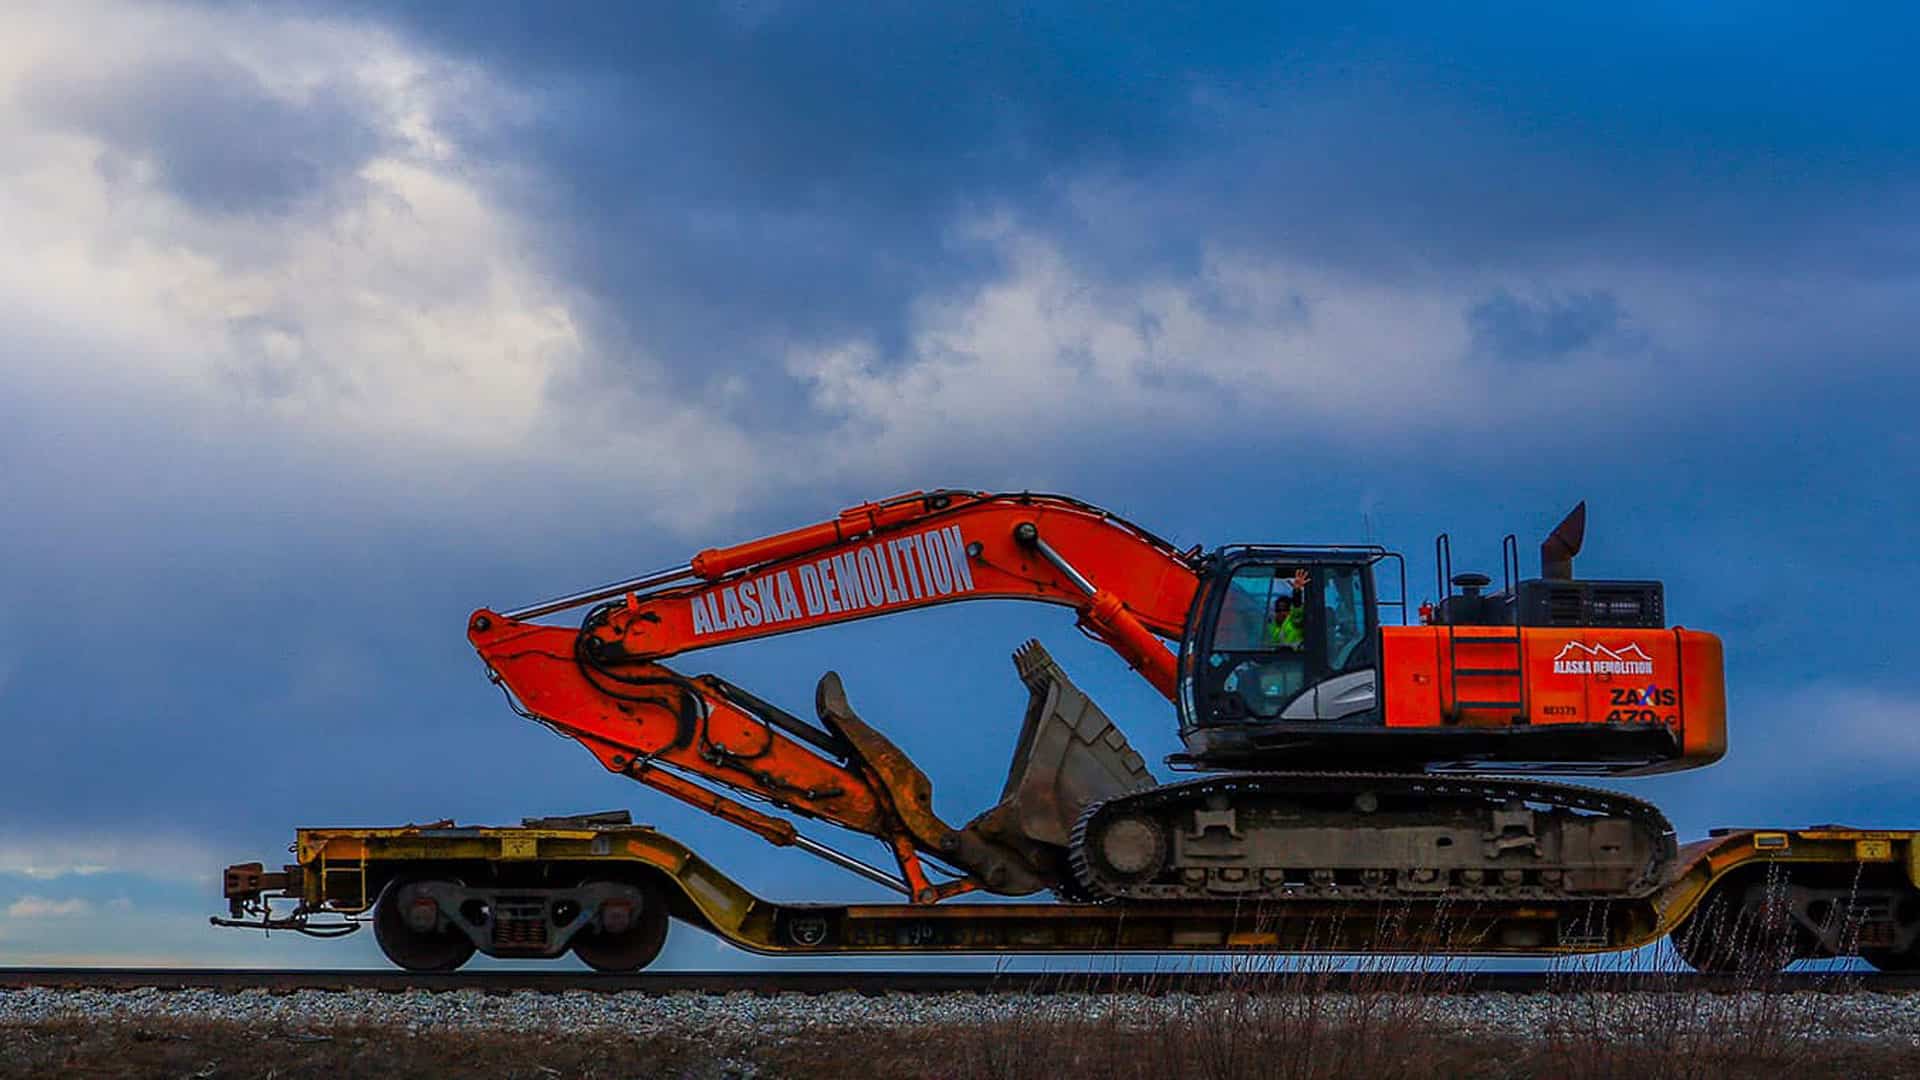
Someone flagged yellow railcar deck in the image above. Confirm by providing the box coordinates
[221,822,1920,960]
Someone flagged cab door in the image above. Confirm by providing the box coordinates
[1282,562,1379,721]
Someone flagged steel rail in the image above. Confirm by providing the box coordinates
[0,968,1913,995]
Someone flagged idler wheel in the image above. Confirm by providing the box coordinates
[1095,815,1167,882]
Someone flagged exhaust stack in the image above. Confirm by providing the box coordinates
[1541,502,1587,581]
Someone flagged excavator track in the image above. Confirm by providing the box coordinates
[1068,772,1677,904]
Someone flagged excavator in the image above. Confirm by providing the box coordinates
[463,489,1726,926]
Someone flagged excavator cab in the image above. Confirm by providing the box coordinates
[1175,508,1727,776]
[1175,547,1396,738]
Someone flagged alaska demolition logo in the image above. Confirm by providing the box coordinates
[1551,641,1655,676]
[689,525,976,636]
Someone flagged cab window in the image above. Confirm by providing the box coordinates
[1321,565,1373,672]
[1213,567,1287,651]
[1206,565,1309,720]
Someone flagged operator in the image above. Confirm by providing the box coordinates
[1265,569,1309,650]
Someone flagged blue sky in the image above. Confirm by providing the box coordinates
[0,2,1915,968]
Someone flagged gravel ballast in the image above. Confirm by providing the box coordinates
[3,985,1920,1042]
[9,985,1920,1078]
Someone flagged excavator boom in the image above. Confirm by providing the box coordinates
[517,490,1201,692]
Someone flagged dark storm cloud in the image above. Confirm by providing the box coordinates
[1466,290,1636,364]
[27,52,385,216]
[293,2,1920,383]
[331,4,1219,375]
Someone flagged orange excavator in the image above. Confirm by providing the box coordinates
[468,490,1725,911]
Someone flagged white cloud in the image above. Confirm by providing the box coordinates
[0,895,378,966]
[5,896,93,918]
[0,833,218,885]
[0,1,765,531]
[1737,686,1920,769]
[1650,684,1920,837]
[785,224,1698,486]
[0,3,575,447]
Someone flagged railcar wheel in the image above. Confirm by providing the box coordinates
[1860,893,1920,971]
[373,877,477,972]
[1669,883,1797,976]
[572,881,670,973]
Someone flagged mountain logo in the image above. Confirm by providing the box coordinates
[1551,641,1656,676]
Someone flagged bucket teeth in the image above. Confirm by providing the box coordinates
[961,641,1156,870]
[1013,639,1055,687]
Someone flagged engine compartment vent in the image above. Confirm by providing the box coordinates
[1516,579,1664,629]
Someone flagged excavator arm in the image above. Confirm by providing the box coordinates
[467,491,1200,901]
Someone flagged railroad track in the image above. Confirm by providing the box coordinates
[3,968,1916,994]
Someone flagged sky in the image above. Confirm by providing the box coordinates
[0,1,1916,969]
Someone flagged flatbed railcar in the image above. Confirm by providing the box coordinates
[217,818,1920,974]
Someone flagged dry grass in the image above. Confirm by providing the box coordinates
[2,997,1913,1080]
[932,947,1895,1080]
[4,886,1911,1079]
[0,1018,708,1079]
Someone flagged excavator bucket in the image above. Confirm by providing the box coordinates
[815,640,1155,896]
[962,641,1156,867]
